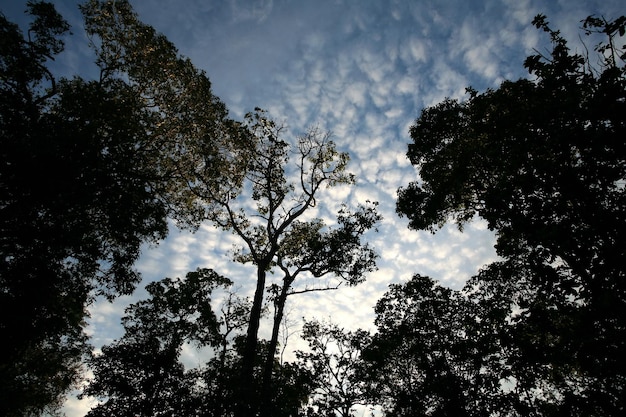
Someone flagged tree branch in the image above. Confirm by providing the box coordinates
[288,282,342,296]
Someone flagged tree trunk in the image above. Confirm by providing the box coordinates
[259,275,293,417]
[235,265,268,417]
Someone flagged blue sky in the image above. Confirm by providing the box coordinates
[2,0,624,415]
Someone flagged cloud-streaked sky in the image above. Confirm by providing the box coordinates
[3,0,623,415]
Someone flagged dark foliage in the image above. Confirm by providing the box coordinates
[363,276,481,417]
[394,13,626,417]
[0,1,248,414]
[83,269,230,417]
[84,269,315,417]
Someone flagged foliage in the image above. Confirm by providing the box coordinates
[79,0,253,229]
[0,0,249,414]
[296,320,373,417]
[1,3,91,415]
[363,276,481,417]
[84,269,315,417]
[395,14,626,417]
[83,269,233,417]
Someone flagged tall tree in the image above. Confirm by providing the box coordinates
[0,1,249,414]
[396,14,626,416]
[194,108,380,417]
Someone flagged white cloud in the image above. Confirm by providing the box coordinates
[344,82,368,107]
[503,0,538,25]
[228,0,274,23]
[405,37,429,64]
[62,394,98,417]
[396,75,418,95]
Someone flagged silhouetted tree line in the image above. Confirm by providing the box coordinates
[1,1,624,416]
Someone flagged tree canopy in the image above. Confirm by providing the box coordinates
[395,13,626,417]
[363,275,479,417]
[0,1,249,414]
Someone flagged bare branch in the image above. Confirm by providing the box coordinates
[288,282,342,296]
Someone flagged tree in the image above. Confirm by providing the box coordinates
[461,260,592,416]
[296,320,373,417]
[78,0,252,229]
[192,108,380,417]
[1,4,97,414]
[364,271,580,417]
[0,1,249,414]
[83,269,235,417]
[84,269,315,417]
[396,14,626,416]
[363,275,488,417]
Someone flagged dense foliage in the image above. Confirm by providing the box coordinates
[0,1,248,414]
[364,276,483,417]
[393,13,626,417]
[84,269,231,417]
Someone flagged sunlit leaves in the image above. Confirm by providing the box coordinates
[79,0,253,230]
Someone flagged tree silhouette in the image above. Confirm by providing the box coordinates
[296,319,373,417]
[84,269,234,417]
[0,1,249,413]
[363,275,482,417]
[396,14,626,416]
[84,269,317,417]
[192,108,380,417]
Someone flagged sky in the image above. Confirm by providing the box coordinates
[2,0,624,415]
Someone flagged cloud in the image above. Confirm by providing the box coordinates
[228,0,274,23]
[402,37,429,64]
[62,394,98,417]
